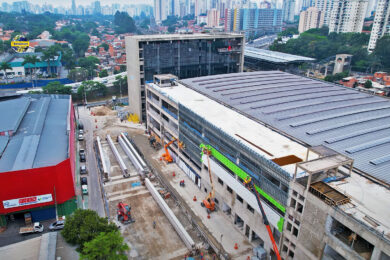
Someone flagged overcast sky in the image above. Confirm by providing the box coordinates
[4,0,153,7]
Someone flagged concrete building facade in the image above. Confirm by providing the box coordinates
[298,7,324,33]
[207,8,220,27]
[283,0,296,22]
[314,0,335,25]
[145,71,390,259]
[125,33,244,122]
[367,0,390,51]
[329,0,368,33]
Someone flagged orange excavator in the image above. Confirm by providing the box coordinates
[244,177,281,260]
[200,148,216,214]
[161,138,177,163]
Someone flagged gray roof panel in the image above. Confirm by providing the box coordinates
[180,71,390,185]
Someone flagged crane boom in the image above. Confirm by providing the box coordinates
[245,177,281,260]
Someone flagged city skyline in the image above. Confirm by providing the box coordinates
[2,0,154,7]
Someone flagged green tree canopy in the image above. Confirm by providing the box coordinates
[80,230,129,260]
[99,69,108,78]
[68,67,88,82]
[77,81,108,99]
[114,11,136,34]
[42,81,72,94]
[364,80,373,88]
[98,43,109,51]
[61,209,117,250]
[168,25,176,33]
[374,36,390,69]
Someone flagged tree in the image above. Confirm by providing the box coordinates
[168,25,176,33]
[77,81,108,100]
[22,55,40,87]
[78,56,100,79]
[68,68,89,82]
[113,75,128,98]
[41,48,57,77]
[0,62,12,83]
[98,43,109,51]
[199,22,207,27]
[364,80,373,88]
[80,230,129,260]
[42,81,72,94]
[61,209,117,250]
[114,11,136,34]
[99,69,108,78]
[374,36,390,69]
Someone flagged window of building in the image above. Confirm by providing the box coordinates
[237,194,243,203]
[292,190,298,197]
[288,250,294,258]
[287,222,292,232]
[218,178,224,185]
[203,164,208,171]
[292,227,299,237]
[227,186,233,193]
[294,219,300,226]
[140,78,144,85]
[297,203,303,213]
[290,198,296,208]
[291,243,296,249]
[247,204,254,213]
[282,245,288,253]
[299,195,305,201]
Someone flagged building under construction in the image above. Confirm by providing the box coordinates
[146,72,390,259]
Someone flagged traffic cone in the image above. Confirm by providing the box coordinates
[207,214,210,219]
[193,196,197,201]
[159,157,162,161]
[247,256,251,260]
[172,171,176,177]
[96,125,98,129]
[234,243,238,250]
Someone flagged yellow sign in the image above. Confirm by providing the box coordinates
[11,35,29,53]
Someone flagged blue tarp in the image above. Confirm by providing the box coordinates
[0,78,74,89]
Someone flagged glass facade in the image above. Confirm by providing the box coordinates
[142,38,243,82]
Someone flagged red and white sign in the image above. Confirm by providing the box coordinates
[3,194,53,209]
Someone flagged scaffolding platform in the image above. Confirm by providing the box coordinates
[309,181,350,206]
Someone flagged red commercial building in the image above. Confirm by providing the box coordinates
[0,94,76,226]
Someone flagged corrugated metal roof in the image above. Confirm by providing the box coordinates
[0,97,30,132]
[0,136,9,157]
[180,71,390,185]
[245,47,315,63]
[0,95,70,172]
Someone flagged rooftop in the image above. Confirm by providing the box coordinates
[0,94,71,172]
[127,33,244,41]
[180,71,390,186]
[245,47,315,64]
[148,82,309,177]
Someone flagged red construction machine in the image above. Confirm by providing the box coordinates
[117,202,135,224]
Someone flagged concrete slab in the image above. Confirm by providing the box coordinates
[0,236,41,260]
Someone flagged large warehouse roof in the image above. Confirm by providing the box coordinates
[245,47,315,64]
[0,94,70,172]
[180,71,390,185]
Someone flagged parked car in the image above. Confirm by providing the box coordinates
[79,129,84,134]
[81,177,88,185]
[49,220,65,231]
[78,134,84,141]
[82,184,88,195]
[19,222,44,235]
[80,153,86,162]
[80,165,87,174]
[78,122,84,130]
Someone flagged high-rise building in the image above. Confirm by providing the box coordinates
[207,8,220,27]
[224,8,283,39]
[313,0,335,25]
[71,0,76,15]
[298,7,324,32]
[367,0,390,51]
[329,0,368,33]
[93,1,101,15]
[154,0,168,23]
[125,34,244,121]
[283,0,296,22]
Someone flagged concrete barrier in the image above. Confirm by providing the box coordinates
[145,178,195,250]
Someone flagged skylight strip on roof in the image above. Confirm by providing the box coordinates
[290,105,390,127]
[325,124,390,144]
[370,154,390,165]
[345,137,390,154]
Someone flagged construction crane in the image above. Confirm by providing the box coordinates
[244,177,281,260]
[200,148,216,214]
[117,202,135,224]
[161,138,178,163]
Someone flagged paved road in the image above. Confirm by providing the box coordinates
[78,106,105,217]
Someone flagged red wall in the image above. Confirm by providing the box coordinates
[0,99,76,215]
